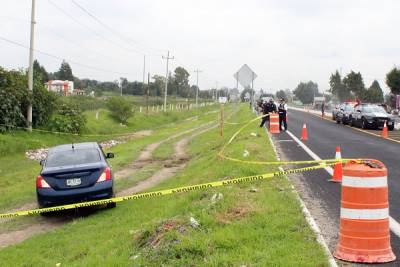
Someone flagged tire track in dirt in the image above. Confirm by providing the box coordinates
[0,121,218,249]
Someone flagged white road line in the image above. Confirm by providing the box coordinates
[285,129,400,240]
[264,125,337,267]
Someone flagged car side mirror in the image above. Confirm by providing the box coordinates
[39,159,45,166]
[106,152,114,159]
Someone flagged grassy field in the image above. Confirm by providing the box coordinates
[0,104,328,266]
[0,104,219,212]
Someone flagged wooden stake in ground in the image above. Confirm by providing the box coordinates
[220,104,224,137]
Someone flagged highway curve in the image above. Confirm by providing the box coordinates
[271,108,400,266]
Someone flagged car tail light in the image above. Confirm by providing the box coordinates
[97,167,111,182]
[36,175,51,188]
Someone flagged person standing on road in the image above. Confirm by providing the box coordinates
[260,98,277,127]
[321,101,325,118]
[278,98,288,131]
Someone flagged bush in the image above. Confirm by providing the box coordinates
[49,102,86,134]
[32,86,58,127]
[0,67,58,131]
[106,96,134,124]
[0,89,26,132]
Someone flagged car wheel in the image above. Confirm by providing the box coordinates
[107,202,116,208]
[349,117,354,126]
[389,125,394,131]
[361,118,368,129]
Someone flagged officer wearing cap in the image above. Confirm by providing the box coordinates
[278,98,288,131]
[259,98,277,127]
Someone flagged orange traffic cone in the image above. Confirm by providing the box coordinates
[382,121,388,138]
[301,123,308,141]
[330,146,342,182]
[334,160,396,263]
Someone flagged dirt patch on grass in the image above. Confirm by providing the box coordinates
[134,219,186,249]
[215,202,258,224]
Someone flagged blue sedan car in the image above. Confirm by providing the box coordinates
[36,142,115,209]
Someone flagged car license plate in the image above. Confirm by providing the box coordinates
[66,178,81,186]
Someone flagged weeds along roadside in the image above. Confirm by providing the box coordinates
[0,104,227,213]
[0,103,328,266]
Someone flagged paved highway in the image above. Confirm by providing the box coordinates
[271,108,400,266]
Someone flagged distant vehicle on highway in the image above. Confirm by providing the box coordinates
[350,103,395,130]
[36,142,116,209]
[336,102,357,125]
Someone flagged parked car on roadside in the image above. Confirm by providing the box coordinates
[336,102,356,125]
[350,103,395,130]
[332,104,340,121]
[36,142,116,209]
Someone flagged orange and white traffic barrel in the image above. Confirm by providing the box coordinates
[269,113,280,134]
[334,160,395,263]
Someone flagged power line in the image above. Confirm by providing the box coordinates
[0,35,133,76]
[47,0,145,56]
[0,15,136,64]
[70,0,164,56]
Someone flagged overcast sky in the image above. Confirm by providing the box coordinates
[1,0,399,94]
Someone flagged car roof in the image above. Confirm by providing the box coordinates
[48,142,99,154]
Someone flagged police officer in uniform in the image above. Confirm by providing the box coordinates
[278,98,288,131]
[259,98,277,127]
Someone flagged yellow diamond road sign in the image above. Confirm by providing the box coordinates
[234,64,257,88]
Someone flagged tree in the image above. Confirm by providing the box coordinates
[56,60,74,81]
[364,80,384,103]
[0,67,59,131]
[173,67,190,97]
[151,75,165,97]
[33,60,49,83]
[329,70,350,102]
[293,81,319,104]
[275,90,287,100]
[106,96,134,124]
[284,89,293,102]
[343,71,365,100]
[49,102,86,134]
[386,67,400,95]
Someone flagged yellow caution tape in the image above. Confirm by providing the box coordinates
[0,162,336,219]
[218,113,361,165]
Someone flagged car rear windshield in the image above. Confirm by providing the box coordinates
[45,149,101,167]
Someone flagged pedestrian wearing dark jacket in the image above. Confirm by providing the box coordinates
[259,99,277,127]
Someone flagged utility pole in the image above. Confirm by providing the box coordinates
[194,69,202,107]
[27,0,36,132]
[162,51,174,112]
[215,81,219,102]
[146,72,150,115]
[142,55,146,85]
